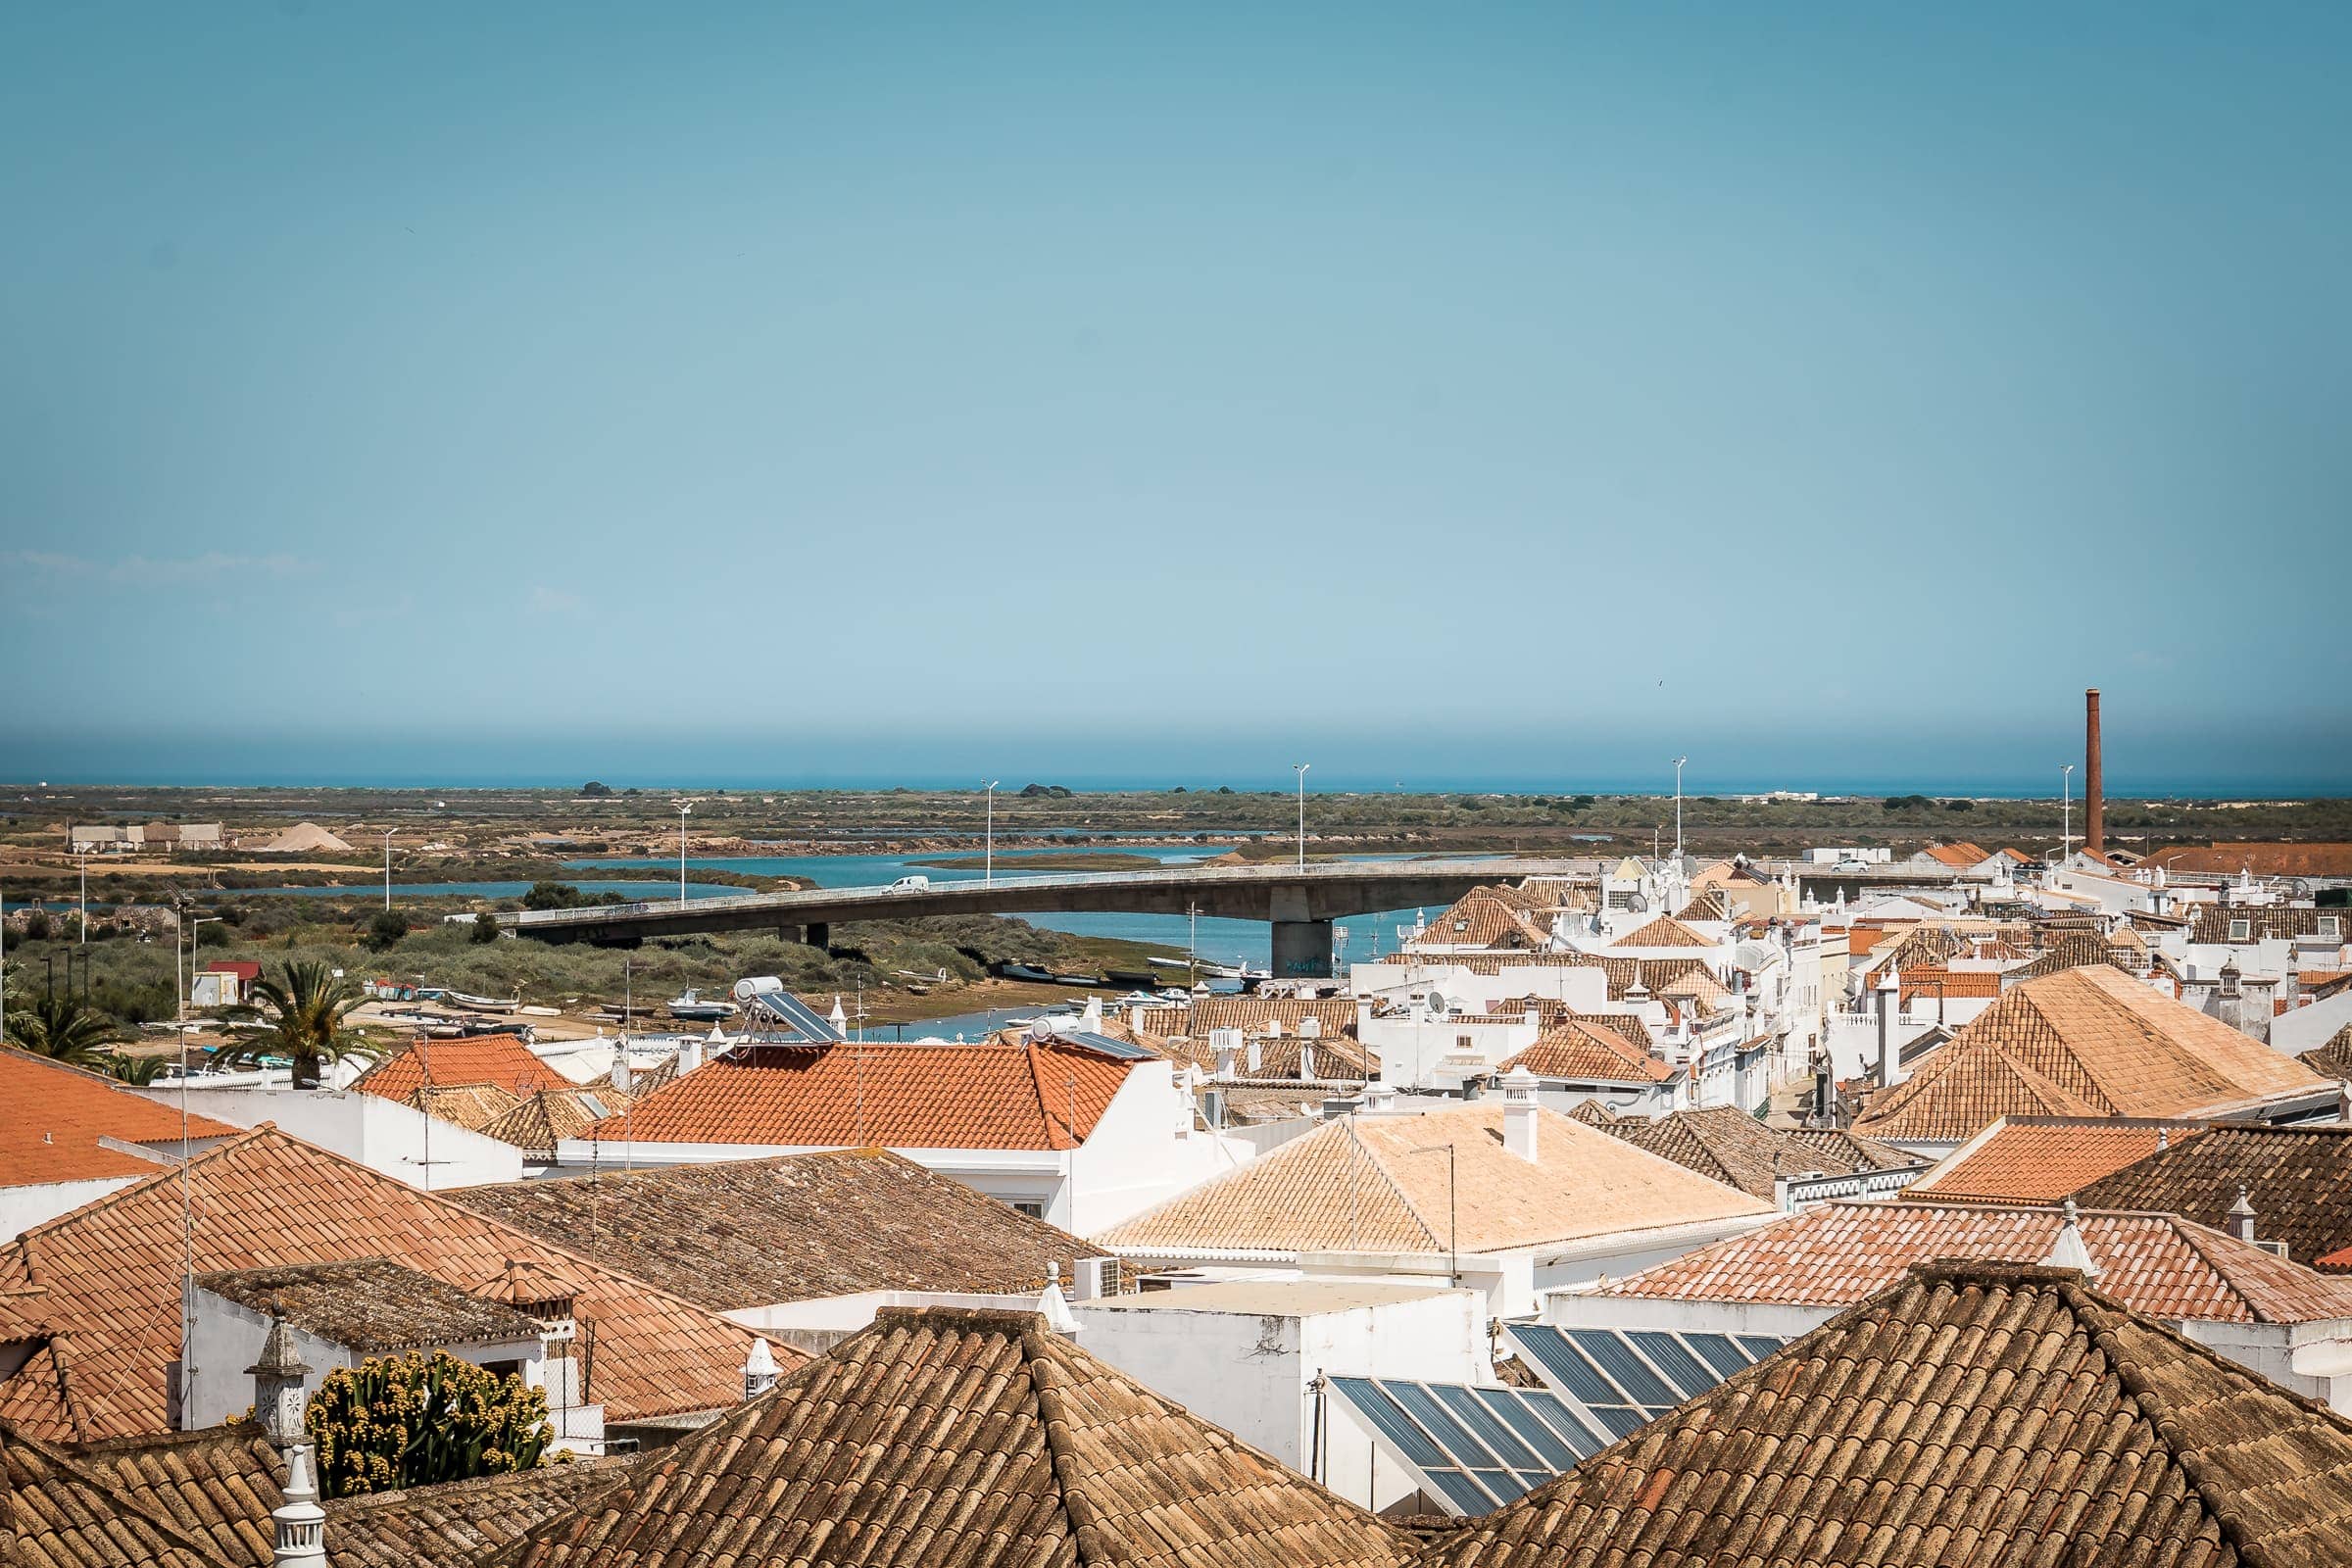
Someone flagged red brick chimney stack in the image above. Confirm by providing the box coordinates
[2084,688,2104,856]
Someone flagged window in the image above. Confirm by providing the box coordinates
[2319,916,2341,940]
[1009,1200,1046,1219]
[2228,918,2251,943]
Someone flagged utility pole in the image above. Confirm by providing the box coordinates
[382,829,394,910]
[78,852,87,944]
[676,801,693,908]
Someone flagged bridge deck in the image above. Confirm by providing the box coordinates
[499,856,1599,944]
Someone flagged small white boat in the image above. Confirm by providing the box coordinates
[666,989,736,1022]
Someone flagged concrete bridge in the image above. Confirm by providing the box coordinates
[498,857,1594,977]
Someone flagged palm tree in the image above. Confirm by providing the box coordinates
[219,959,371,1089]
[3,989,132,1065]
[99,1052,172,1086]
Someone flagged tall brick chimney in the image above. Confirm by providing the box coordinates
[2084,688,2104,856]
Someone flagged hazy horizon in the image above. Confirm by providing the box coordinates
[5,4,2347,778]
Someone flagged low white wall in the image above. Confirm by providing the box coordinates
[2274,990,2352,1058]
[136,1087,524,1189]
[1072,1287,1484,1508]
[0,1175,133,1240]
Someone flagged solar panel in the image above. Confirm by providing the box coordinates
[1516,1391,1606,1462]
[1581,1403,1652,1441]
[1564,1329,1677,1407]
[746,991,843,1043]
[1386,1381,1493,1464]
[1682,1332,1751,1380]
[1434,1385,1542,1471]
[1329,1379,1448,1470]
[1325,1379,1603,1518]
[1505,1326,1620,1404]
[1626,1330,1716,1400]
[1421,1469,1500,1516]
[1504,1325,1788,1454]
[1061,1030,1158,1060]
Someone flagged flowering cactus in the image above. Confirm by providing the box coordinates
[305,1350,553,1497]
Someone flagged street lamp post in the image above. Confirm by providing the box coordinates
[2061,764,2075,862]
[78,852,87,945]
[382,829,394,911]
[1672,757,1689,864]
[676,802,693,908]
[1294,763,1311,869]
[984,781,1000,887]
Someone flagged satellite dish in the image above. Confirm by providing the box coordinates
[1426,991,1449,1018]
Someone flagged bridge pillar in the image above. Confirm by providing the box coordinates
[804,922,830,952]
[1271,918,1335,979]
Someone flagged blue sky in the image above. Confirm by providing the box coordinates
[3,4,2346,793]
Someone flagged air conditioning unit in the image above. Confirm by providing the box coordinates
[1071,1256,1123,1299]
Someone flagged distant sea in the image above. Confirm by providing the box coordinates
[5,728,2344,799]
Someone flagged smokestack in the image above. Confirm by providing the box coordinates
[2084,688,2104,856]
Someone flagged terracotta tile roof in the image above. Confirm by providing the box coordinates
[2300,1025,2352,1081]
[354,1035,574,1103]
[1592,1107,1914,1201]
[195,1258,544,1352]
[1495,1021,1670,1085]
[1853,965,2330,1144]
[0,1127,780,1443]
[321,1453,636,1568]
[1562,1099,1619,1127]
[1904,1116,2211,1205]
[445,1149,1104,1310]
[1100,1105,1770,1257]
[1414,1261,2352,1568]
[1896,965,2005,1006]
[2068,1124,2352,1272]
[508,1306,1413,1568]
[1921,841,1992,867]
[2191,904,2351,945]
[477,1087,626,1159]
[2153,843,2352,879]
[1414,885,1556,950]
[1591,1199,2352,1324]
[62,1422,633,1568]
[1650,965,1730,1011]
[1671,889,1731,922]
[406,1081,522,1133]
[2001,930,2126,981]
[1612,915,1714,949]
[0,1421,241,1568]
[1857,924,1968,978]
[585,1039,1135,1152]
[0,1049,236,1188]
[1158,1032,1378,1083]
[1138,995,1360,1041]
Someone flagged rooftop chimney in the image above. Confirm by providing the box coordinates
[742,1338,780,1400]
[2228,1185,2256,1245]
[1501,1065,1541,1161]
[270,1443,326,1566]
[2084,688,2104,857]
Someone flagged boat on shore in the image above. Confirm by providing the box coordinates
[443,990,517,1013]
[998,962,1056,984]
[666,988,736,1022]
